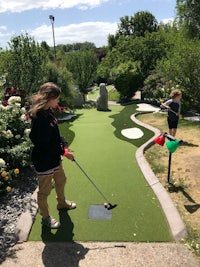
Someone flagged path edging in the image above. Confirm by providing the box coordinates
[15,188,38,242]
[132,112,187,241]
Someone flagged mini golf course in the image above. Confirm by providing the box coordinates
[29,104,172,242]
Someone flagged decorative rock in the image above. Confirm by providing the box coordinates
[96,83,110,111]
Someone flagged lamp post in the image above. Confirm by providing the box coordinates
[49,15,56,63]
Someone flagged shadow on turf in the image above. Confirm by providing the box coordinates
[41,210,89,267]
[168,183,200,214]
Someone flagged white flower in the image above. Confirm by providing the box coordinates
[20,107,26,114]
[15,103,21,108]
[4,105,11,111]
[0,104,6,111]
[24,128,31,136]
[20,114,26,121]
[0,158,6,167]
[12,107,20,114]
[15,135,21,139]
[8,96,21,105]
[6,130,13,139]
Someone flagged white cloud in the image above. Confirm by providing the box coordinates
[0,26,7,31]
[160,17,174,24]
[0,0,109,13]
[31,21,118,47]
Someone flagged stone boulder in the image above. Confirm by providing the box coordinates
[96,83,109,111]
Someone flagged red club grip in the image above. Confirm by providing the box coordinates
[63,147,69,156]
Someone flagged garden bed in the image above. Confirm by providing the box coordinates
[0,167,37,263]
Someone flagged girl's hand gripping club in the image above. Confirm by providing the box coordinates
[63,147,74,161]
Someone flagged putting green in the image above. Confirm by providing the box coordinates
[29,104,172,242]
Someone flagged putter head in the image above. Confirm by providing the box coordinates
[107,203,117,210]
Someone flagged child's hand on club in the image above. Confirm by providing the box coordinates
[63,147,74,161]
[66,151,74,161]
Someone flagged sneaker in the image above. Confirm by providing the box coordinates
[41,216,60,229]
[57,200,77,211]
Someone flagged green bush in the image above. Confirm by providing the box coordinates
[0,96,32,169]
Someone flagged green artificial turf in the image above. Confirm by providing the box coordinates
[29,104,172,242]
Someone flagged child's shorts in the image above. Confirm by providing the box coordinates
[168,118,178,129]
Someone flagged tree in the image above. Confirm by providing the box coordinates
[98,28,170,87]
[2,34,47,95]
[176,0,200,38]
[113,61,142,101]
[157,35,200,111]
[117,11,158,38]
[65,50,98,100]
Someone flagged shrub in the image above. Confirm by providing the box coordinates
[0,96,32,169]
[142,72,181,106]
[0,158,19,196]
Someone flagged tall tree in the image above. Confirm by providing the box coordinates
[3,34,47,95]
[176,0,200,38]
[65,50,98,100]
[117,11,158,38]
[158,35,200,111]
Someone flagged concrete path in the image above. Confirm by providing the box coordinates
[1,103,199,267]
[1,242,199,267]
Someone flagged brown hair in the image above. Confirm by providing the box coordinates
[29,82,61,117]
[170,89,182,99]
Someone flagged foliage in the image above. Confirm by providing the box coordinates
[112,61,142,100]
[0,96,32,169]
[108,11,158,50]
[157,35,200,111]
[45,62,74,107]
[58,42,96,53]
[176,0,200,39]
[117,11,158,38]
[0,158,19,195]
[142,71,180,105]
[0,34,48,96]
[65,50,98,100]
[98,28,171,98]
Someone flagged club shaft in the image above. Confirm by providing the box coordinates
[74,160,110,203]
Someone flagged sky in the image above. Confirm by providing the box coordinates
[0,0,177,49]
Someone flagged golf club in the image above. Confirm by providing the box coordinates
[161,103,178,115]
[73,159,117,210]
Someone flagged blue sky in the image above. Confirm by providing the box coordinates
[0,0,176,49]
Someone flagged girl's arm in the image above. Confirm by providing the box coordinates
[160,99,172,110]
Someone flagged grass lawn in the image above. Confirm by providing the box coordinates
[29,104,172,242]
[138,112,200,257]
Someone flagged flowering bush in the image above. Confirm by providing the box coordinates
[0,96,32,169]
[0,158,19,195]
[142,72,180,105]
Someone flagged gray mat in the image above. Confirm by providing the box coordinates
[88,205,112,220]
